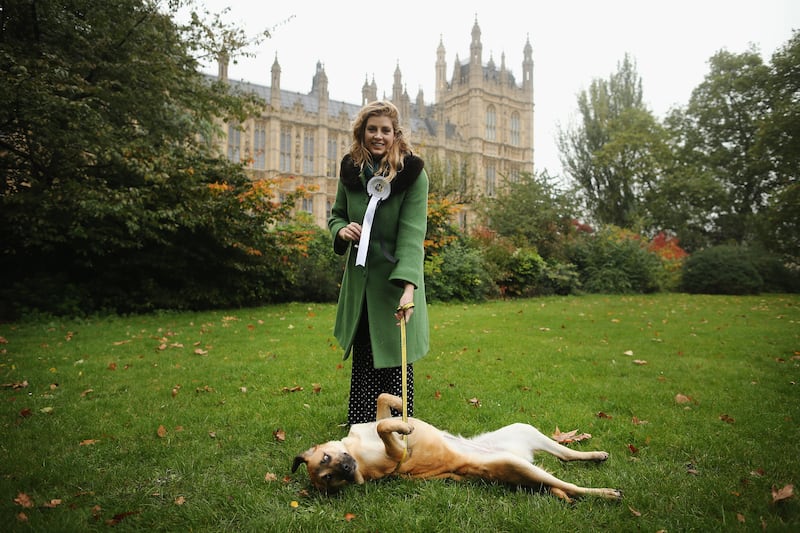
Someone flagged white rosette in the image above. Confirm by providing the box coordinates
[355,176,391,267]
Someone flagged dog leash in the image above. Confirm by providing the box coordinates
[396,302,415,465]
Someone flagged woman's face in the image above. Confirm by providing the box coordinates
[363,115,395,158]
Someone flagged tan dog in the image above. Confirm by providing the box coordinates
[292,393,622,501]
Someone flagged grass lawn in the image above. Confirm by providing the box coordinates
[1,293,798,531]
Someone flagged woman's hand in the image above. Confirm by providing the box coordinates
[395,283,416,324]
[338,222,362,243]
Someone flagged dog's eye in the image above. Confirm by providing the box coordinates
[322,454,330,464]
[324,474,333,480]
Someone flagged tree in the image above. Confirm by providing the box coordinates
[0,0,299,317]
[558,54,669,229]
[665,47,773,246]
[758,30,800,261]
[475,170,577,260]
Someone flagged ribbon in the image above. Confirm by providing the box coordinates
[355,177,391,267]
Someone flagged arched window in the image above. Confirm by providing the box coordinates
[510,112,520,146]
[485,106,496,141]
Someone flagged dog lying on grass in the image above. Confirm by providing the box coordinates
[292,393,622,501]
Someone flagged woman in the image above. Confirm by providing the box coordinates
[328,100,429,425]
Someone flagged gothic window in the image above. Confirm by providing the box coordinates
[510,112,520,146]
[303,131,314,174]
[279,127,291,172]
[327,135,338,177]
[486,162,496,197]
[302,197,314,214]
[254,122,267,169]
[227,123,241,163]
[485,106,496,141]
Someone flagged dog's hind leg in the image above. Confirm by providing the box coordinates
[470,423,609,463]
[462,454,621,501]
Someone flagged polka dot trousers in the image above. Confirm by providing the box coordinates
[348,319,414,425]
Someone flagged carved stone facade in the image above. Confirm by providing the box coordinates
[215,19,534,230]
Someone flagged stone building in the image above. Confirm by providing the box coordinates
[215,18,534,230]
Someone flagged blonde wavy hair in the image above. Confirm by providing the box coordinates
[349,100,412,182]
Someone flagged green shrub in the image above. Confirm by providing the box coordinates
[424,240,494,301]
[567,226,662,293]
[681,245,763,294]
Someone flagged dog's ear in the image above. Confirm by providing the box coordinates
[291,447,315,473]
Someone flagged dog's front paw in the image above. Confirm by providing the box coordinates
[398,422,414,435]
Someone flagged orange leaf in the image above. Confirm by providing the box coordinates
[597,411,612,419]
[631,416,649,425]
[675,393,692,404]
[264,472,278,482]
[174,496,186,505]
[736,512,746,524]
[273,428,286,442]
[344,513,356,522]
[79,439,99,446]
[157,425,167,438]
[627,443,639,454]
[42,499,62,508]
[628,505,642,517]
[14,493,34,508]
[772,484,794,503]
[312,383,322,394]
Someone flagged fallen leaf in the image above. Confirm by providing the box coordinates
[344,513,356,522]
[194,348,208,356]
[434,390,442,400]
[719,414,735,424]
[19,408,32,418]
[79,439,99,446]
[14,493,34,508]
[312,383,322,394]
[628,505,641,517]
[240,386,247,393]
[623,350,634,356]
[265,472,278,482]
[552,426,592,444]
[772,484,794,503]
[597,411,612,419]
[40,406,54,414]
[282,385,303,393]
[273,428,286,442]
[42,499,62,508]
[675,393,692,404]
[627,443,639,454]
[467,397,481,407]
[174,496,186,505]
[736,512,745,524]
[633,359,648,365]
[16,512,28,522]
[290,500,299,508]
[208,431,217,439]
[1,380,28,389]
[80,389,94,398]
[631,416,649,425]
[157,425,167,438]
[107,362,117,371]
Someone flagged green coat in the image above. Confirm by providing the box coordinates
[328,154,429,369]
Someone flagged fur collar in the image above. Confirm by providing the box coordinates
[339,154,424,195]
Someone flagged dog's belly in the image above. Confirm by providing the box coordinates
[441,433,497,455]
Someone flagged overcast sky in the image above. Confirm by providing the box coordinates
[190,0,799,176]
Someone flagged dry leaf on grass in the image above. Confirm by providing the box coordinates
[772,484,794,503]
[551,427,592,444]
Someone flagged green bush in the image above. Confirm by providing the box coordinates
[681,245,763,294]
[567,227,662,293]
[284,224,346,303]
[424,240,495,301]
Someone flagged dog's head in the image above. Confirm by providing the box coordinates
[292,440,364,493]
